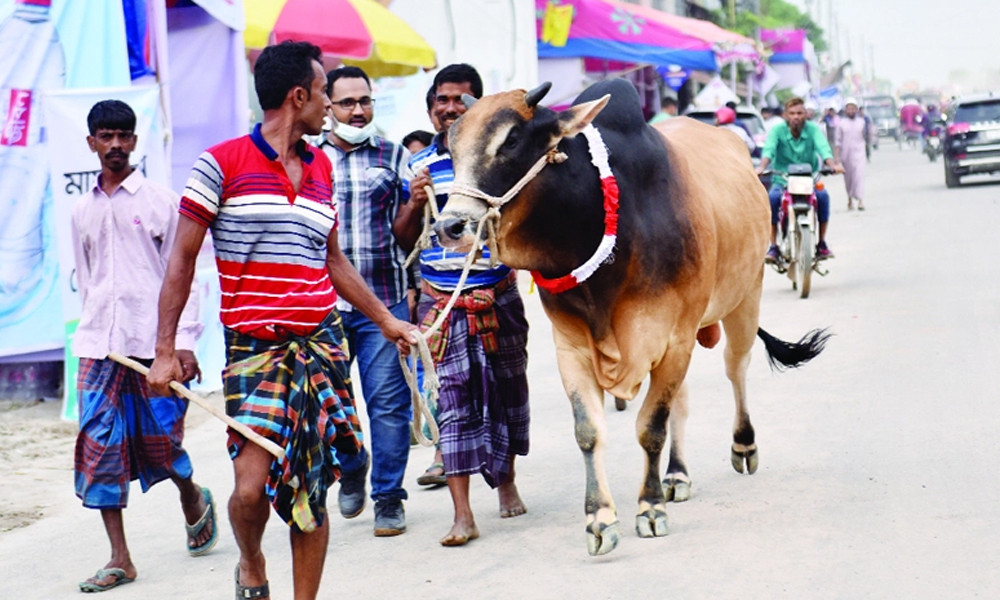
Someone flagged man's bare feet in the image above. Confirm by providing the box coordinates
[498,481,527,518]
[440,518,480,546]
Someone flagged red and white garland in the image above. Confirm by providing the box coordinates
[531,124,620,294]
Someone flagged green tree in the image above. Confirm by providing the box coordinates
[711,0,827,52]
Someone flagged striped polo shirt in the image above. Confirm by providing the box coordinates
[179,124,337,341]
[404,133,510,291]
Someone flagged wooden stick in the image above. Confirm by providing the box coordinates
[107,352,286,461]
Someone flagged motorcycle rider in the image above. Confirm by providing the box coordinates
[922,104,943,152]
[715,106,756,156]
[754,96,844,263]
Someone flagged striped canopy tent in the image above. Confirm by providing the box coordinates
[536,0,718,72]
[649,9,759,66]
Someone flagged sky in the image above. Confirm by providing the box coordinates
[790,0,1000,93]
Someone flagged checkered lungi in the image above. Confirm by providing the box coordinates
[418,273,530,487]
[222,311,362,531]
[74,357,193,509]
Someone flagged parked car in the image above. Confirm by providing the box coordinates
[943,92,1000,188]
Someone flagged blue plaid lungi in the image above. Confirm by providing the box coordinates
[74,357,193,509]
[222,311,363,532]
[418,274,530,488]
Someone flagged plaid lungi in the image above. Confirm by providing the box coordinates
[74,357,193,509]
[418,274,530,487]
[223,311,362,532]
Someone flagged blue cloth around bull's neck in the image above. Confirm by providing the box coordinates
[407,138,510,291]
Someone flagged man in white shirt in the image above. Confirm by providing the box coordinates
[72,99,215,593]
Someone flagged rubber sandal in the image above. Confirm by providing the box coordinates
[186,487,219,556]
[416,462,447,486]
[235,564,270,600]
[79,567,135,593]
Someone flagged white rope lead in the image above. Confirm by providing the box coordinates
[400,184,495,446]
[399,145,569,446]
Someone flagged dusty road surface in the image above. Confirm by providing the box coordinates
[2,143,999,599]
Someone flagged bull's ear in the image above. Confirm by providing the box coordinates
[557,94,610,137]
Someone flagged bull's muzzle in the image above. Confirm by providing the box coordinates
[435,215,470,243]
[433,211,480,251]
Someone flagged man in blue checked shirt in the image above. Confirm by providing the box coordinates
[319,66,412,537]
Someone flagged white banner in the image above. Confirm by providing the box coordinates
[43,85,166,323]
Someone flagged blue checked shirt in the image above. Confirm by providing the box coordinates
[320,134,410,311]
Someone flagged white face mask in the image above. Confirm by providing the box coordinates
[332,119,376,145]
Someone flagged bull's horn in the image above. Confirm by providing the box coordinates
[461,93,477,109]
[525,82,552,108]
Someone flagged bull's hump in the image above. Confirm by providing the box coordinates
[574,78,648,134]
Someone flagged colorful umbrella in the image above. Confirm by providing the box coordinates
[244,0,436,78]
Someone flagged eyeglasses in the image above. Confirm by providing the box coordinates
[331,97,374,110]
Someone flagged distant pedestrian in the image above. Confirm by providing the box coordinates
[835,97,868,210]
[648,96,677,125]
[402,130,433,155]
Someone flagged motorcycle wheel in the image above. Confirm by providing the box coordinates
[796,223,812,299]
[787,225,798,289]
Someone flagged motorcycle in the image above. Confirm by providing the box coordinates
[923,119,946,162]
[762,164,836,299]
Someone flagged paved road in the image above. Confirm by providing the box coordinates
[3,142,999,599]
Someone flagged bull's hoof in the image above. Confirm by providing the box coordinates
[586,520,622,556]
[731,446,759,474]
[662,476,691,502]
[614,397,627,411]
[635,508,669,538]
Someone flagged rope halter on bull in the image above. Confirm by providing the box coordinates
[399,123,619,447]
[450,123,620,294]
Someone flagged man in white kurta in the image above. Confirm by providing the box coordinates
[835,98,868,210]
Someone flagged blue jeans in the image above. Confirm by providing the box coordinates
[337,299,412,503]
[768,184,830,225]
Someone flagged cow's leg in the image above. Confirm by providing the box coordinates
[553,336,621,556]
[663,381,691,502]
[721,289,763,475]
[635,347,694,538]
[634,386,670,538]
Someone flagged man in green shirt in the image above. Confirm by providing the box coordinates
[755,96,843,262]
[648,96,677,125]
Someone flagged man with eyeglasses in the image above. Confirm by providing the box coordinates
[319,65,414,537]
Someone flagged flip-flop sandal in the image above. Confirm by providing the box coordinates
[186,487,219,556]
[416,462,447,486]
[235,564,270,600]
[79,567,135,593]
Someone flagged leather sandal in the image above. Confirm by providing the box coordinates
[235,564,269,600]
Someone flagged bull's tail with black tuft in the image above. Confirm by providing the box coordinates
[756,327,832,372]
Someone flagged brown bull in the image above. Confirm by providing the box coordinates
[435,79,829,555]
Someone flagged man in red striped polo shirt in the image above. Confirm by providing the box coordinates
[148,41,415,600]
